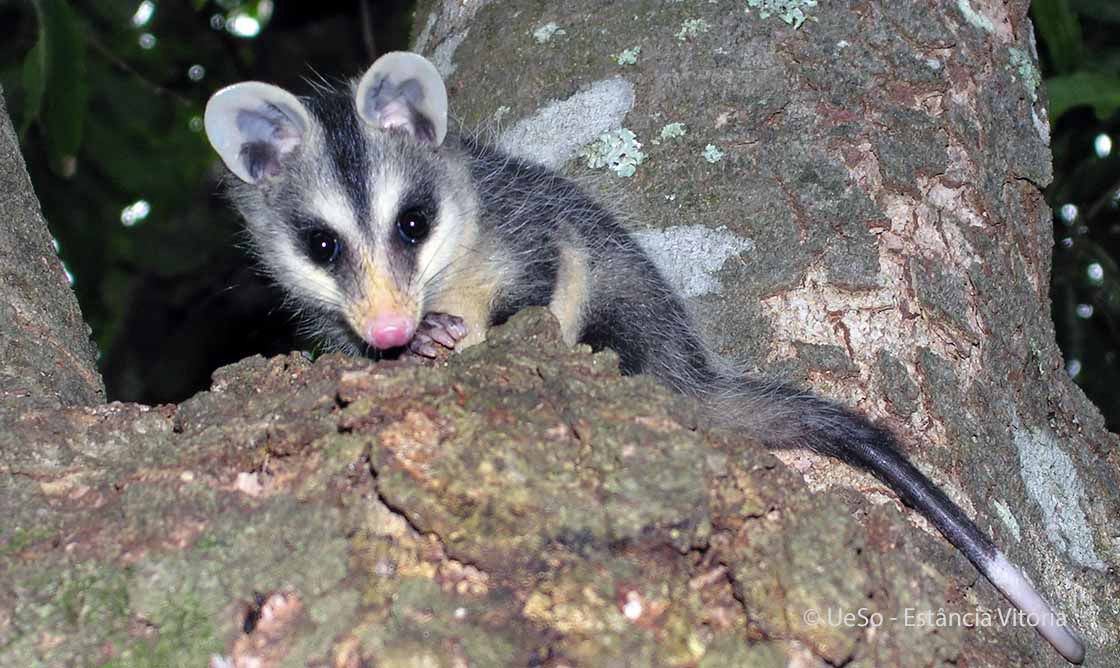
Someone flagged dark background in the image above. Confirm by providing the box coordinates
[2,0,1118,431]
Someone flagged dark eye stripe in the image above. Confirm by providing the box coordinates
[291,215,345,267]
[303,228,341,265]
[396,207,431,246]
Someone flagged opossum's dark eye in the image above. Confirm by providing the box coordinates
[396,208,430,245]
[303,228,341,266]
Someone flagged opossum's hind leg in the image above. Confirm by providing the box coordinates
[404,312,468,359]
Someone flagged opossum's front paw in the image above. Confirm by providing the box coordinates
[404,312,468,360]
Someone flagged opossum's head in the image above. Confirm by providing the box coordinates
[203,52,476,354]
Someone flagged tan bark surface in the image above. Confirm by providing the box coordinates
[1,2,1117,666]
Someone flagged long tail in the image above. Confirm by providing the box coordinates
[694,374,1086,664]
[575,231,1084,662]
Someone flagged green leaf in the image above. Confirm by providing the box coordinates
[26,0,89,177]
[1045,72,1120,120]
[19,25,47,136]
[1031,0,1085,74]
[1070,0,1120,24]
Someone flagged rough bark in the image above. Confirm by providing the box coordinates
[1,2,1118,667]
[0,89,104,408]
[418,0,1120,659]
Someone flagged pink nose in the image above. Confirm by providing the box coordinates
[364,314,415,349]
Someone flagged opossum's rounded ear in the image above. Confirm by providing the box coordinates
[204,82,310,183]
[355,51,448,146]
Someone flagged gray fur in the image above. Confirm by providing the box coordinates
[207,60,1085,664]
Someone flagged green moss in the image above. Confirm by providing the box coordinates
[580,128,647,177]
[57,565,132,629]
[675,18,710,41]
[616,46,640,65]
[0,560,212,667]
[1,525,56,556]
[660,122,687,140]
[746,0,818,29]
[955,0,995,33]
[699,637,786,667]
[1008,47,1041,103]
[106,591,219,668]
[532,22,565,44]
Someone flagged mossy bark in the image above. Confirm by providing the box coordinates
[2,2,1119,667]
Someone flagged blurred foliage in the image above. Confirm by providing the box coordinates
[0,1,1118,433]
[0,0,412,404]
[1033,0,1120,431]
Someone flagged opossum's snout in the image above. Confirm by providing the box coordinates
[345,260,420,351]
[364,313,415,349]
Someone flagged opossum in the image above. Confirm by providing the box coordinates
[203,51,1086,663]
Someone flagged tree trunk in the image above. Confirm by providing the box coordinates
[1,2,1117,667]
[0,89,103,408]
[421,0,1119,655]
